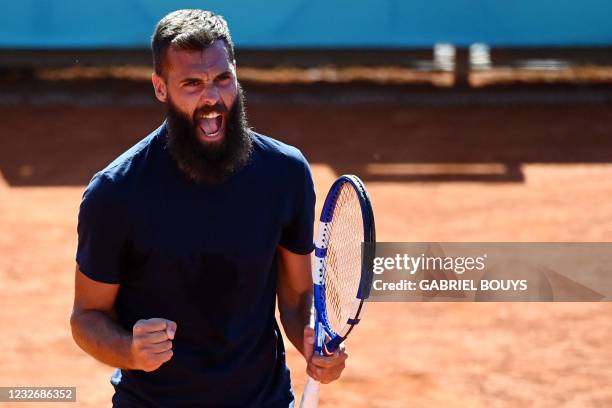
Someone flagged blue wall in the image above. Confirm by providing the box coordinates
[1,1,611,48]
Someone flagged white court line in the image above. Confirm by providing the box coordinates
[366,163,508,176]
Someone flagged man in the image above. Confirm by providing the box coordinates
[70,9,347,407]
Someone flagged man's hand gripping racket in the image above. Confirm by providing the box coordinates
[300,175,376,408]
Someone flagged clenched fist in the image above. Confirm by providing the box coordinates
[130,318,177,372]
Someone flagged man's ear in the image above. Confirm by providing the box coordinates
[152,72,167,103]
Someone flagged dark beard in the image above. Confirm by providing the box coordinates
[164,85,252,185]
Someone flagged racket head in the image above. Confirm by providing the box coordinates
[312,175,375,353]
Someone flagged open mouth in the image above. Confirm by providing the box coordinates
[197,112,224,141]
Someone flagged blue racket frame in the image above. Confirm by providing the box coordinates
[312,175,375,355]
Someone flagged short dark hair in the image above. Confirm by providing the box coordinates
[151,9,235,75]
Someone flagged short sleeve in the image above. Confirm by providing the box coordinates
[76,173,130,283]
[279,154,316,255]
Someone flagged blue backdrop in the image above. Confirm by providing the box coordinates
[1,1,611,48]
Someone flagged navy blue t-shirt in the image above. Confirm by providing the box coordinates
[76,122,315,407]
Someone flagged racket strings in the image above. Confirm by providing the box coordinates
[324,183,364,334]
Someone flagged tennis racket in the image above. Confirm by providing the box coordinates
[300,174,376,408]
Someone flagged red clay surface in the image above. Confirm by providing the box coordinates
[1,100,612,407]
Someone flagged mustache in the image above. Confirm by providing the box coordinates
[193,103,228,118]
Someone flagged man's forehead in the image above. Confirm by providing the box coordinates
[166,40,233,75]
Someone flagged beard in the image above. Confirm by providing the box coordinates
[164,85,253,185]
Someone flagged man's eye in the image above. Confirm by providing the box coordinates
[184,80,200,86]
[217,75,231,82]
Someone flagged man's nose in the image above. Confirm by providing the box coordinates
[199,84,220,106]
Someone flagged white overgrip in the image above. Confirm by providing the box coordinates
[299,376,320,408]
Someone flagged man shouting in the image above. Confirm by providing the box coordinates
[71,9,347,407]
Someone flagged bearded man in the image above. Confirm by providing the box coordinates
[70,9,347,407]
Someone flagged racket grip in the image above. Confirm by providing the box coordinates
[299,376,320,408]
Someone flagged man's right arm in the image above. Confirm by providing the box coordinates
[70,264,176,372]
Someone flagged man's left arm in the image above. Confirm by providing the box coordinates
[276,245,348,384]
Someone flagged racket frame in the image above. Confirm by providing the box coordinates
[311,174,375,354]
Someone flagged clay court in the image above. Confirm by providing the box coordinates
[1,76,612,407]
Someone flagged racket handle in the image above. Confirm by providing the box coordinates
[299,376,320,408]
